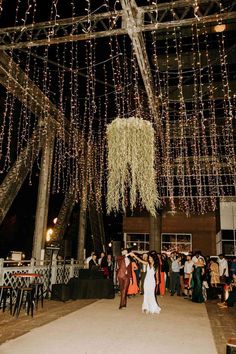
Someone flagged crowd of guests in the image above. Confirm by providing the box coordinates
[84,250,236,308]
[84,251,114,280]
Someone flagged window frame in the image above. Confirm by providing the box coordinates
[161,233,192,254]
[124,233,150,252]
[220,229,236,256]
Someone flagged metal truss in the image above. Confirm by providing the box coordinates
[120,0,159,122]
[0,51,71,140]
[0,127,43,224]
[0,51,76,225]
[53,189,77,241]
[0,0,235,49]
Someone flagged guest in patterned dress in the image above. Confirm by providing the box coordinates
[209,259,220,287]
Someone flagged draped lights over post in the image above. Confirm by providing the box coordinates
[106,117,160,216]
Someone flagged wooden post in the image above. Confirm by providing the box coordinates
[32,131,55,260]
[149,214,161,252]
[77,206,87,266]
[77,182,88,266]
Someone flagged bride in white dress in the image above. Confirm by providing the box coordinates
[131,252,161,314]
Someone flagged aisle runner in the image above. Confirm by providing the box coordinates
[0,295,217,354]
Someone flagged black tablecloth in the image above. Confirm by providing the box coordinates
[69,278,115,300]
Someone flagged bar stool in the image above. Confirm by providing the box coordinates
[13,287,34,318]
[0,285,13,314]
[31,283,44,309]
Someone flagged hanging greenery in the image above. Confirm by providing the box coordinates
[106,117,160,216]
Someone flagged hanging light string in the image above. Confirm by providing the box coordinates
[18,55,37,185]
[73,3,84,200]
[66,0,78,195]
[171,13,190,212]
[218,35,235,149]
[52,41,67,194]
[131,45,142,118]
[35,0,58,189]
[19,1,39,187]
[122,35,128,117]
[0,0,21,172]
[190,23,206,214]
[195,22,210,204]
[109,35,121,117]
[201,22,220,204]
[15,0,35,154]
[0,0,3,16]
[83,0,97,208]
[162,28,175,210]
[217,1,235,197]
[102,62,109,195]
[147,15,165,205]
[94,96,103,210]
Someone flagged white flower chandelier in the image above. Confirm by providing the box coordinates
[106,117,160,216]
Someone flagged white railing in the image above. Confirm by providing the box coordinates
[0,258,83,295]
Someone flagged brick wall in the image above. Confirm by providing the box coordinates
[123,212,218,255]
[162,212,217,255]
[123,217,150,234]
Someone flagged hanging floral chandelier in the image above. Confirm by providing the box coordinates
[106,117,160,216]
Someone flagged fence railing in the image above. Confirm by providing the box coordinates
[0,258,83,295]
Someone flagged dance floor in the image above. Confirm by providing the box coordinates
[0,294,217,354]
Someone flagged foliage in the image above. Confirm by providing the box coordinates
[106,117,160,216]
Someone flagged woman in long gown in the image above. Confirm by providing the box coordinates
[131,251,161,314]
[127,259,139,296]
[157,254,165,296]
[189,258,205,303]
[209,259,220,287]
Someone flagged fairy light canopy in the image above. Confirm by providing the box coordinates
[0,0,235,215]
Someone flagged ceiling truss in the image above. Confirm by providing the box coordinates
[0,51,79,224]
[0,0,235,50]
[0,0,235,222]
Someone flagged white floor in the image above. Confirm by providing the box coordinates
[0,294,217,354]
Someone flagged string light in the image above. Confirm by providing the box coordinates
[0,0,235,216]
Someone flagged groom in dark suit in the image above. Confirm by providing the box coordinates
[117,249,132,309]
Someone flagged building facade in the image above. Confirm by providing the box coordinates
[123,200,236,257]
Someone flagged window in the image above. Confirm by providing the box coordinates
[161,233,192,254]
[124,233,149,252]
[221,230,236,256]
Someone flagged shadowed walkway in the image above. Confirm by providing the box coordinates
[0,294,217,354]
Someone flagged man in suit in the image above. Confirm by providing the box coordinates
[116,249,132,309]
[89,253,99,271]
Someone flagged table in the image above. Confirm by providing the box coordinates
[13,273,43,287]
[69,278,115,300]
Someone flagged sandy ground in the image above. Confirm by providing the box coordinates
[0,294,217,354]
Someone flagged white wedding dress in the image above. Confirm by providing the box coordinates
[142,265,161,314]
